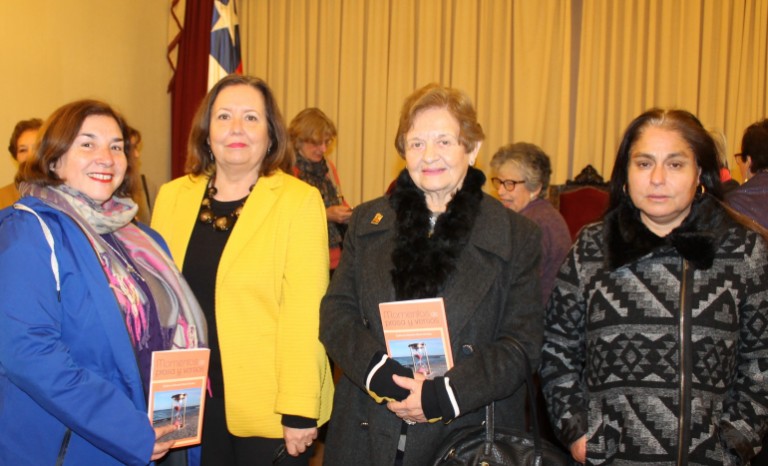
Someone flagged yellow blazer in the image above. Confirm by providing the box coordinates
[152,170,333,438]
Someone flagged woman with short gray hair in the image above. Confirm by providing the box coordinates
[490,142,571,303]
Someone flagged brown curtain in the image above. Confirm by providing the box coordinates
[571,0,768,181]
[239,0,768,205]
[170,0,214,179]
[239,1,572,203]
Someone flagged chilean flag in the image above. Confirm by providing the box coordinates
[208,0,242,90]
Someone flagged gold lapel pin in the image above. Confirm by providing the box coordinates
[371,213,383,225]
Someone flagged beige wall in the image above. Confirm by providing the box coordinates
[0,0,171,199]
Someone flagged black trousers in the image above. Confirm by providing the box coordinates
[200,397,313,466]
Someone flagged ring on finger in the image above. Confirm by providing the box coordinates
[404,418,416,425]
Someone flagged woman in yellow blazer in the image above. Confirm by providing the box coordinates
[152,75,333,466]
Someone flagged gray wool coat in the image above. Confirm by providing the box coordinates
[319,193,543,466]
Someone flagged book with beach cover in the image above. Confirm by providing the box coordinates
[147,348,210,447]
[379,297,454,379]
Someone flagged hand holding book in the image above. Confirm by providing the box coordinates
[151,423,179,461]
[386,374,428,425]
[376,298,460,424]
[365,353,412,403]
[147,348,210,448]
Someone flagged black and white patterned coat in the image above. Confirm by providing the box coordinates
[541,196,768,465]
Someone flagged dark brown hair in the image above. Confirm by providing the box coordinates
[394,83,484,157]
[741,118,768,172]
[17,100,135,198]
[607,108,722,214]
[8,118,43,160]
[186,74,291,176]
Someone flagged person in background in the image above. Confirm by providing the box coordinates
[727,118,768,229]
[490,142,571,304]
[0,118,42,209]
[489,142,571,455]
[288,108,352,274]
[0,100,207,465]
[151,75,333,466]
[728,121,768,466]
[320,83,542,465]
[127,126,152,224]
[708,128,739,194]
[542,108,768,465]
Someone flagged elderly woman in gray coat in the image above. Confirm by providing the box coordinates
[319,83,542,466]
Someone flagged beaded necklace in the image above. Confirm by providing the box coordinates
[198,177,254,231]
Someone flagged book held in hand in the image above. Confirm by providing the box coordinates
[379,297,453,379]
[147,348,210,447]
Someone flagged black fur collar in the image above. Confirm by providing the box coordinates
[605,195,730,270]
[389,167,485,300]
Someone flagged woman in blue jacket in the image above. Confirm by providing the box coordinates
[0,99,207,465]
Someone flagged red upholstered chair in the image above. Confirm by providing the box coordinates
[548,165,610,241]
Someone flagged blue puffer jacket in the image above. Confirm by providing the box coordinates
[0,197,159,466]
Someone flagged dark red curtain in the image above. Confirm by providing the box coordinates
[170,0,214,179]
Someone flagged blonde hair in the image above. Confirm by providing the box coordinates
[288,108,337,150]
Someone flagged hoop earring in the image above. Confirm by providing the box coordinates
[697,184,706,196]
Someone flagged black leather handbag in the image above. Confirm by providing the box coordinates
[430,338,569,466]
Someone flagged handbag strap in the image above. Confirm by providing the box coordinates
[484,403,495,447]
[483,338,543,463]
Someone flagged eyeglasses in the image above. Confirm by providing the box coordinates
[491,177,526,192]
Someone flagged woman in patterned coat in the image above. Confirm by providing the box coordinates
[541,108,768,465]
